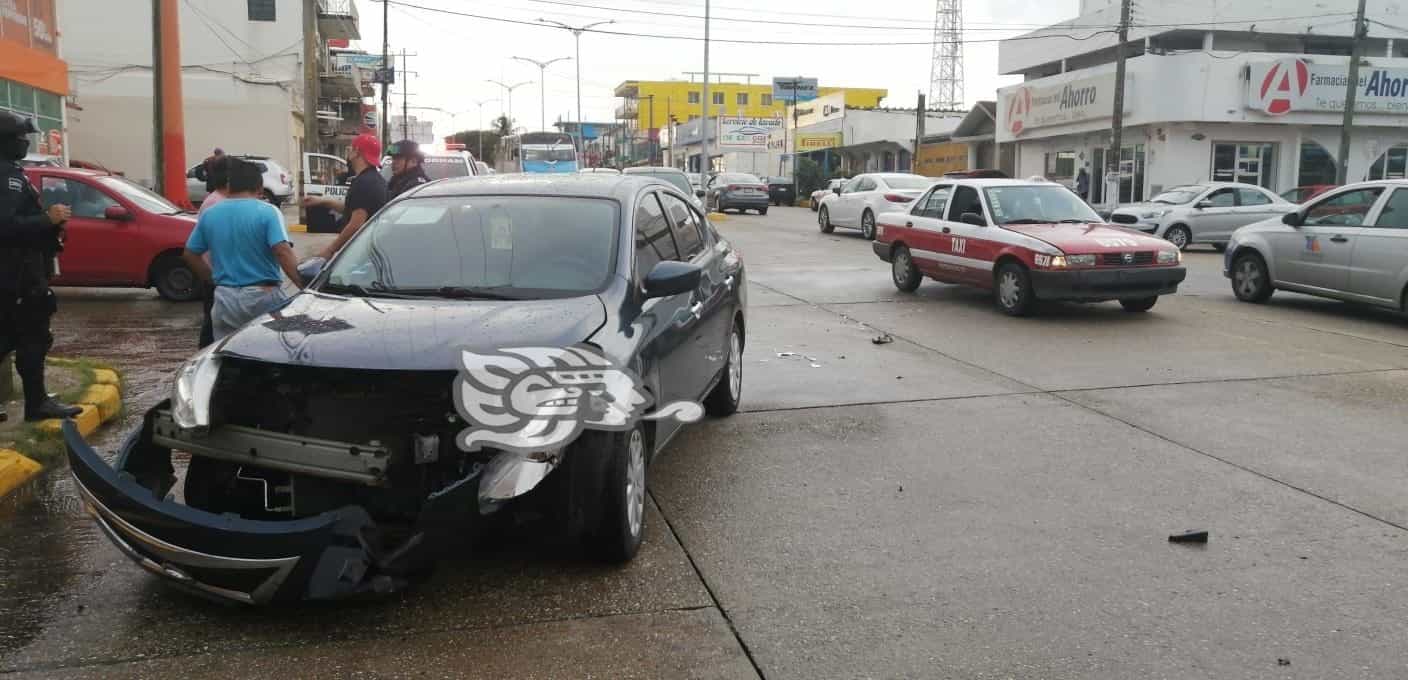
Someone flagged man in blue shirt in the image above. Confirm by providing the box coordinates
[183,158,303,340]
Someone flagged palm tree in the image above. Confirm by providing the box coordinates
[493,115,513,137]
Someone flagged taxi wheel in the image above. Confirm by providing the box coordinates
[860,210,877,240]
[891,245,921,292]
[1119,296,1158,312]
[819,207,835,234]
[994,262,1035,316]
[1231,252,1274,303]
[1164,225,1192,251]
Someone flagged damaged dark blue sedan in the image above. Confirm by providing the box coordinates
[66,174,747,604]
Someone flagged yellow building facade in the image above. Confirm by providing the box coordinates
[614,80,888,132]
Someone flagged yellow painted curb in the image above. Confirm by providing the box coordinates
[288,223,308,233]
[79,383,122,423]
[707,212,729,221]
[91,368,120,386]
[0,449,43,498]
[37,404,100,437]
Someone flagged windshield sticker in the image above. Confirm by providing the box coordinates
[988,192,1006,218]
[488,212,513,250]
[453,345,703,454]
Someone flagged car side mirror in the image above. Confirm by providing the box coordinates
[643,261,702,299]
[696,189,706,198]
[1194,200,1212,209]
[1281,212,1303,227]
[104,206,133,221]
[959,212,987,227]
[833,187,842,195]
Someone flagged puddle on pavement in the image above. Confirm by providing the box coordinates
[0,291,200,659]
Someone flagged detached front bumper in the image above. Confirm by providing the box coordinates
[1030,266,1186,301]
[65,405,481,605]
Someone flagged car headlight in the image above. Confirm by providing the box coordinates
[1157,250,1181,264]
[1140,209,1171,219]
[171,345,221,429]
[1065,254,1097,267]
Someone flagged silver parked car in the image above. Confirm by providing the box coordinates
[1108,182,1295,251]
[1225,180,1408,309]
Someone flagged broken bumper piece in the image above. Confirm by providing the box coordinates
[64,406,480,605]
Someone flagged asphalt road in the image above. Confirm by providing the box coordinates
[3,207,1408,678]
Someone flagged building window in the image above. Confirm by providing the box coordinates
[761,94,773,106]
[1046,150,1075,178]
[713,92,724,105]
[687,91,700,104]
[1298,142,1337,187]
[248,0,276,21]
[736,92,748,106]
[1212,142,1275,189]
[1367,146,1408,180]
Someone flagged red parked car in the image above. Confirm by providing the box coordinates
[22,167,201,301]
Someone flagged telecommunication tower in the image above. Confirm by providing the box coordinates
[928,0,964,110]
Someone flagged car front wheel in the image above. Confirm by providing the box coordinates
[819,206,835,233]
[1231,252,1274,303]
[860,210,877,240]
[891,245,921,292]
[1164,225,1192,250]
[583,424,648,563]
[994,262,1035,316]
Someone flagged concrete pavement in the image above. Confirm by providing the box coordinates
[3,207,1408,678]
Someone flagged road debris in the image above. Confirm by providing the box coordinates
[1277,658,1291,666]
[872,333,894,345]
[1168,530,1209,544]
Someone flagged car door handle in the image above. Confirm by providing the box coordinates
[1330,235,1349,243]
[942,227,951,233]
[905,221,913,228]
[689,301,704,317]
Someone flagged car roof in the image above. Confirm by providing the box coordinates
[623,166,683,174]
[410,173,668,202]
[23,165,106,178]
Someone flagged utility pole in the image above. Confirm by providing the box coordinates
[401,48,409,140]
[539,19,614,154]
[914,91,927,174]
[1106,0,1132,207]
[646,95,656,164]
[152,0,189,207]
[511,55,571,132]
[700,0,710,189]
[792,76,800,198]
[381,0,390,148]
[1337,0,1369,184]
[302,0,319,161]
[487,79,532,131]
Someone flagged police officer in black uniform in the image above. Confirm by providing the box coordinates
[386,139,430,199]
[0,112,83,422]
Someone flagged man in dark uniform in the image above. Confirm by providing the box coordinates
[305,133,387,262]
[0,112,83,422]
[386,139,431,199]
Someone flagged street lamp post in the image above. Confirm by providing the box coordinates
[486,79,531,130]
[539,19,613,154]
[511,55,571,133]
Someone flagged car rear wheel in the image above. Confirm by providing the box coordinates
[1231,252,1274,303]
[1119,296,1158,312]
[758,207,768,216]
[860,210,877,240]
[152,254,202,302]
[584,424,647,563]
[704,321,743,416]
[994,262,1035,316]
[1164,225,1192,250]
[891,245,921,292]
[819,206,835,234]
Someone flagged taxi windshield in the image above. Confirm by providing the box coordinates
[982,185,1102,225]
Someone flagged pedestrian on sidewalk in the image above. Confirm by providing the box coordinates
[0,111,83,422]
[386,139,430,199]
[1076,166,1090,202]
[183,158,304,341]
[304,133,387,261]
[195,156,230,347]
[195,147,225,193]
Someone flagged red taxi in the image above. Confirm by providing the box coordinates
[872,179,1186,316]
[23,167,201,301]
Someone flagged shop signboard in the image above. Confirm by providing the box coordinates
[796,133,843,151]
[772,77,818,103]
[997,72,1124,140]
[1248,57,1408,116]
[915,141,968,176]
[717,116,783,150]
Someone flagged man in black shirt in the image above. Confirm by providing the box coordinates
[304,133,387,261]
[386,139,431,199]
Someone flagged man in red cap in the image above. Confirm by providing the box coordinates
[304,133,387,261]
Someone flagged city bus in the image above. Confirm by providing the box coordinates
[496,132,578,174]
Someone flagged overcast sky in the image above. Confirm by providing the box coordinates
[356,0,1081,136]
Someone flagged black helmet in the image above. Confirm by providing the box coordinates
[387,139,422,159]
[0,111,38,138]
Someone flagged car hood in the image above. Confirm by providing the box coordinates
[1109,202,1182,215]
[1000,222,1175,253]
[215,291,608,371]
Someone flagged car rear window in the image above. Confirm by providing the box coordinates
[422,156,472,180]
[717,173,761,185]
[880,175,934,190]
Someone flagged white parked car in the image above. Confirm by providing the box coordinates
[817,173,936,240]
[1107,182,1295,251]
[187,155,294,206]
[1226,180,1408,310]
